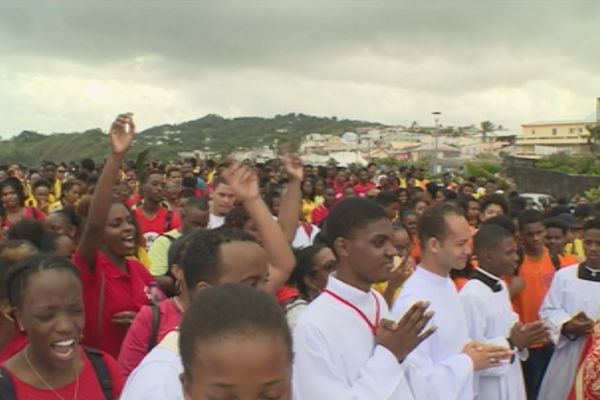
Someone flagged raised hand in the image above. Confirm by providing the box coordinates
[222,162,260,202]
[510,321,550,349]
[376,301,435,361]
[388,256,415,289]
[109,113,136,156]
[463,342,513,371]
[282,154,304,182]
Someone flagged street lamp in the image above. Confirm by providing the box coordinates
[432,111,442,173]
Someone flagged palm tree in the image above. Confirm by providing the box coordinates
[586,123,600,158]
[480,121,496,143]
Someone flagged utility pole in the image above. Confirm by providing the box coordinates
[432,111,442,173]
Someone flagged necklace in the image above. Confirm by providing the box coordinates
[23,348,80,400]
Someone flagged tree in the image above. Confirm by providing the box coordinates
[480,121,496,142]
[586,123,600,159]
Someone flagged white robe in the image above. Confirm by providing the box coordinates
[391,266,474,400]
[292,275,416,400]
[538,264,600,400]
[459,268,527,400]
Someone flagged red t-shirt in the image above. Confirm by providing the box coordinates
[311,205,329,227]
[0,331,27,364]
[126,193,141,208]
[0,207,46,229]
[4,348,123,399]
[118,298,183,378]
[133,207,181,249]
[353,182,375,197]
[72,249,155,358]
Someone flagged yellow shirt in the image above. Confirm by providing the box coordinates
[301,199,317,223]
[565,239,585,261]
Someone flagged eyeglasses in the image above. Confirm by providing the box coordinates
[57,169,67,173]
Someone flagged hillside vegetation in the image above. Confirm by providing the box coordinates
[0,113,379,165]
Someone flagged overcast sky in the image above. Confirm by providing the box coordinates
[1,0,599,137]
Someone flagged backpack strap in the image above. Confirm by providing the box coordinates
[147,303,162,352]
[85,347,113,400]
[0,366,16,400]
[161,234,176,242]
[515,247,525,275]
[165,208,173,232]
[550,253,561,271]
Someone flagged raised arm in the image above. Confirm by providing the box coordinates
[277,155,303,243]
[78,113,136,271]
[223,163,296,294]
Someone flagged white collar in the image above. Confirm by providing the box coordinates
[326,275,374,303]
[475,267,501,282]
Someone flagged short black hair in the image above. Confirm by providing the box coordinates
[0,241,38,300]
[212,175,228,190]
[139,169,162,186]
[180,228,257,290]
[458,182,476,194]
[459,195,478,214]
[50,208,82,229]
[479,193,510,215]
[374,191,398,208]
[575,204,594,220]
[400,208,418,221]
[32,179,52,191]
[544,217,569,235]
[183,196,209,212]
[7,220,46,250]
[474,224,513,256]
[223,206,251,231]
[418,202,464,250]
[518,210,544,231]
[80,158,95,172]
[482,215,517,236]
[4,254,80,308]
[179,283,292,382]
[323,197,388,249]
[61,180,79,196]
[288,244,329,299]
[583,218,600,232]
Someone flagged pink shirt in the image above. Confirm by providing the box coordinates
[118,298,183,378]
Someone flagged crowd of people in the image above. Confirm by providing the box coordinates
[0,112,598,399]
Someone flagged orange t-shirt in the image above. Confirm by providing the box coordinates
[560,253,580,268]
[512,248,557,347]
[410,237,421,264]
[453,277,469,292]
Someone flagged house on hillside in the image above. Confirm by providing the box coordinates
[407,143,461,162]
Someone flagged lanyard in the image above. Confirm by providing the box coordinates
[324,289,381,335]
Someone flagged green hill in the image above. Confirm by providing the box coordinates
[0,113,381,165]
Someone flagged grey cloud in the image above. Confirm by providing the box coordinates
[0,0,599,135]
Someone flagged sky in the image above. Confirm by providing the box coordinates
[1,0,599,137]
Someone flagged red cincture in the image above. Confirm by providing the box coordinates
[324,289,381,335]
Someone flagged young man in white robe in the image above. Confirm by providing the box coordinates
[460,224,550,400]
[537,218,600,400]
[392,203,514,400]
[292,197,436,400]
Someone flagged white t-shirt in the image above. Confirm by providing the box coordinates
[292,223,320,249]
[208,213,225,229]
[120,331,184,400]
